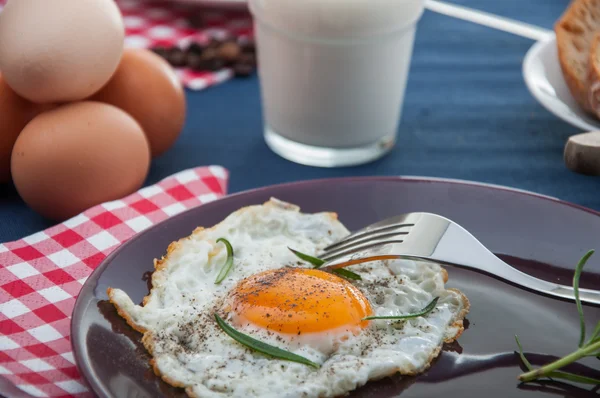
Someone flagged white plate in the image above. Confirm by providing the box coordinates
[523,34,600,131]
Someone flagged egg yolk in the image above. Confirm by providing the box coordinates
[230,268,373,334]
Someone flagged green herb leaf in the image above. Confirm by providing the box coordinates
[214,313,320,368]
[515,335,534,371]
[214,238,234,284]
[574,250,594,347]
[363,297,439,321]
[333,268,362,280]
[517,250,600,384]
[519,339,600,382]
[589,321,600,344]
[288,248,325,268]
[289,248,361,279]
[544,370,600,385]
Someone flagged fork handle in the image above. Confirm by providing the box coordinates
[467,255,600,307]
[425,0,552,41]
[323,253,600,306]
[429,223,600,307]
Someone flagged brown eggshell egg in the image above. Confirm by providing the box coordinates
[90,48,186,158]
[0,73,48,183]
[11,101,151,221]
[0,0,124,103]
[0,74,33,183]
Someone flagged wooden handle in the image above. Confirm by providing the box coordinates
[564,131,600,175]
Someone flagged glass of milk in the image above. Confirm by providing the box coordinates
[248,0,425,167]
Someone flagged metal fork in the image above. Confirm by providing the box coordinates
[318,212,600,306]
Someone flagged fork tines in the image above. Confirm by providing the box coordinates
[319,223,414,262]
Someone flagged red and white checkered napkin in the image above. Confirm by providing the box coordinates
[0,0,254,91]
[0,166,229,398]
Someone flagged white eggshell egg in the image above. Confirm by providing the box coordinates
[0,0,125,103]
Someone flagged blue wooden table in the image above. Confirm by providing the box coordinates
[1,0,598,242]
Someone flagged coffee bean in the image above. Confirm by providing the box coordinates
[218,41,241,64]
[199,47,225,71]
[186,52,204,70]
[238,37,256,54]
[207,37,222,49]
[238,52,256,67]
[233,62,254,77]
[187,42,205,56]
[201,47,218,60]
[151,46,170,59]
[233,52,256,77]
[167,47,187,67]
[155,36,253,73]
[205,58,226,71]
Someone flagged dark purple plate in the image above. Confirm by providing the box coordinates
[71,177,600,398]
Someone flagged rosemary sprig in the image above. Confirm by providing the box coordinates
[288,248,325,267]
[214,314,320,368]
[517,338,600,385]
[516,249,600,385]
[333,268,362,280]
[515,334,600,384]
[573,250,593,348]
[515,335,534,371]
[515,334,600,385]
[288,247,361,281]
[591,321,600,346]
[214,238,234,284]
[363,297,439,321]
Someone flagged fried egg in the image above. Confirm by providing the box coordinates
[108,198,469,398]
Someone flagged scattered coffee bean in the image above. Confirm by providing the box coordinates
[187,42,205,56]
[186,52,204,70]
[233,62,254,77]
[239,40,256,54]
[150,34,257,77]
[207,37,222,49]
[167,47,187,67]
[233,52,256,77]
[151,46,169,58]
[238,52,256,66]
[201,46,217,59]
[208,59,226,71]
[200,47,225,71]
[218,41,241,64]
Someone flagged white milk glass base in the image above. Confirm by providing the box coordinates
[253,20,419,167]
[265,126,395,167]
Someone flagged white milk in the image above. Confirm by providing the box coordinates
[249,0,425,167]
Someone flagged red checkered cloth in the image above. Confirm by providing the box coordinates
[0,0,253,91]
[0,166,229,397]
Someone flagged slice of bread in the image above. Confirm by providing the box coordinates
[555,0,600,114]
[588,32,600,116]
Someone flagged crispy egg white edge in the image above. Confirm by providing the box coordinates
[107,198,471,397]
[107,198,348,384]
